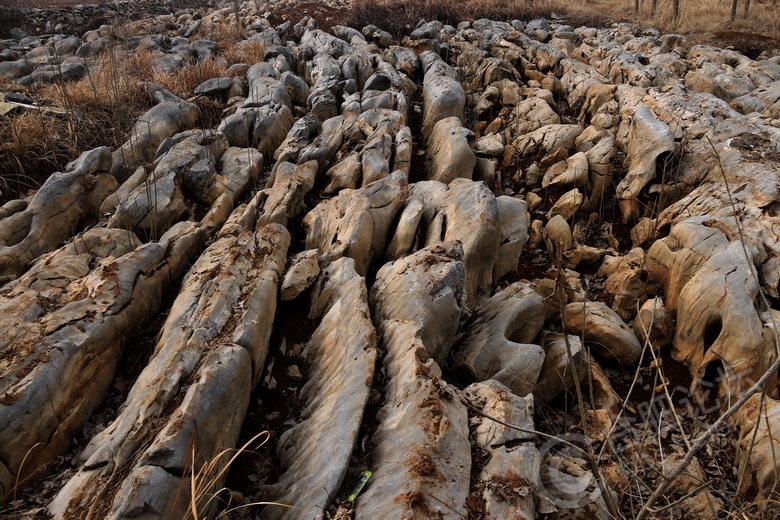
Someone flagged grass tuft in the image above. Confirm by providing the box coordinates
[346,0,780,40]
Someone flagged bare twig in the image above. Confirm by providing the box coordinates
[636,138,780,520]
[634,356,780,520]
[554,248,621,519]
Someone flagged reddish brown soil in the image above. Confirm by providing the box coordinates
[266,2,349,32]
[696,30,780,59]
[4,0,110,7]
[4,0,778,59]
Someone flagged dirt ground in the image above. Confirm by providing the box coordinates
[4,0,778,59]
[1,2,779,519]
[3,0,109,7]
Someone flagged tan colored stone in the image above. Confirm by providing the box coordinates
[564,301,642,367]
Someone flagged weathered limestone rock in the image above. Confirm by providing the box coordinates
[543,214,573,262]
[305,51,343,121]
[598,248,648,321]
[474,157,498,190]
[713,71,756,102]
[646,218,776,396]
[475,133,504,157]
[547,188,583,220]
[281,70,311,106]
[363,24,393,48]
[0,60,32,80]
[258,159,318,227]
[394,126,413,175]
[420,50,465,142]
[20,55,85,86]
[534,268,587,323]
[324,151,362,193]
[493,196,530,283]
[589,359,622,417]
[645,218,721,313]
[560,59,611,115]
[294,105,411,193]
[361,132,392,186]
[509,97,561,136]
[660,452,724,518]
[107,130,228,237]
[410,20,443,40]
[304,170,408,276]
[454,282,546,396]
[474,57,522,90]
[355,320,470,520]
[372,242,465,365]
[631,297,674,350]
[280,249,320,301]
[512,124,584,163]
[392,180,500,304]
[0,147,116,281]
[464,379,535,447]
[274,115,320,163]
[581,135,617,212]
[498,80,525,107]
[464,380,540,519]
[427,116,476,184]
[386,45,419,77]
[539,452,612,519]
[217,108,257,147]
[360,88,395,111]
[218,102,294,156]
[480,445,541,519]
[244,64,292,108]
[301,29,350,59]
[564,301,642,367]
[542,151,589,189]
[474,85,499,118]
[735,395,780,499]
[579,83,617,124]
[534,332,587,402]
[111,86,200,181]
[7,16,780,517]
[527,40,566,71]
[194,76,233,96]
[561,244,607,269]
[121,346,249,519]
[730,81,780,116]
[0,223,205,499]
[296,113,349,169]
[385,197,425,260]
[199,146,264,233]
[331,24,365,43]
[48,223,289,519]
[263,257,376,519]
[616,106,677,222]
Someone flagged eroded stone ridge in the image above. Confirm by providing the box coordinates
[1,3,780,518]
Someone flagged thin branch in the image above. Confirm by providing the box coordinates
[636,138,780,520]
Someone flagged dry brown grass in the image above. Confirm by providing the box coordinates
[40,49,147,146]
[349,0,780,43]
[3,0,777,202]
[223,39,267,65]
[202,21,267,65]
[1,38,233,202]
[139,54,230,95]
[347,0,534,34]
[555,0,780,37]
[0,47,149,200]
[0,111,71,198]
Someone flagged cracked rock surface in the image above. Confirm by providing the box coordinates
[2,3,780,518]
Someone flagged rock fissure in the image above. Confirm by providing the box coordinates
[2,3,780,519]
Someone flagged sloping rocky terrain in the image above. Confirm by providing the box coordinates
[2,1,780,519]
